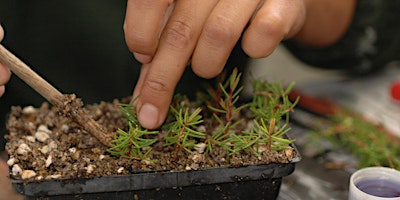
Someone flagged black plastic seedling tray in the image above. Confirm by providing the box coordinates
[11,149,300,200]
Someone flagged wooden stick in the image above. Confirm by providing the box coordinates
[0,44,112,147]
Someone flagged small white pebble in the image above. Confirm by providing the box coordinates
[35,131,50,142]
[22,106,36,114]
[27,122,35,129]
[69,147,77,153]
[37,125,51,133]
[257,144,269,153]
[36,176,44,181]
[21,170,36,179]
[60,124,70,133]
[25,136,36,142]
[17,143,32,155]
[185,165,192,170]
[45,174,62,180]
[45,155,52,168]
[48,141,58,150]
[194,143,207,154]
[99,155,105,160]
[86,164,95,174]
[117,167,124,174]
[12,164,22,176]
[40,145,49,154]
[190,153,204,163]
[196,125,206,133]
[7,158,15,166]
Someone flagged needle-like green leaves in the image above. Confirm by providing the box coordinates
[107,103,158,161]
[107,68,297,162]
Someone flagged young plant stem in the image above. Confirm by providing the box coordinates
[164,107,204,161]
[268,118,275,151]
[172,114,192,161]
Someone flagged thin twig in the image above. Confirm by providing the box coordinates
[0,44,112,146]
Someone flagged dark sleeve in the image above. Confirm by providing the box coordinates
[283,1,400,75]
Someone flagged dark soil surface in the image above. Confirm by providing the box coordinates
[4,96,296,183]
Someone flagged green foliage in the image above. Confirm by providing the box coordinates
[250,80,298,122]
[206,68,248,148]
[163,107,205,160]
[107,103,158,161]
[312,112,400,170]
[207,68,248,125]
[203,69,297,158]
[248,80,298,151]
[108,68,297,162]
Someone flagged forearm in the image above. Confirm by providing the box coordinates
[292,0,357,47]
[284,0,400,74]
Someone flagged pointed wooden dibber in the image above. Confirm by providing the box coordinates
[0,44,112,147]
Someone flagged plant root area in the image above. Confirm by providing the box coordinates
[4,97,295,183]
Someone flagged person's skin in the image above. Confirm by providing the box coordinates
[0,25,23,200]
[0,25,11,98]
[124,0,357,130]
[0,152,23,200]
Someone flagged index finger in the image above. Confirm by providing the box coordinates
[135,0,217,129]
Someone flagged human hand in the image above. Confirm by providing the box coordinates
[124,0,307,129]
[0,25,12,98]
[0,152,23,200]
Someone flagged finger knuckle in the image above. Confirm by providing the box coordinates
[164,18,194,49]
[143,75,170,96]
[253,15,286,39]
[203,15,237,45]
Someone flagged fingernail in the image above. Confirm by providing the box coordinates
[138,103,159,129]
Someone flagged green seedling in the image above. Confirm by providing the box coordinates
[107,68,298,163]
[107,103,158,161]
[311,111,400,170]
[163,106,205,161]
